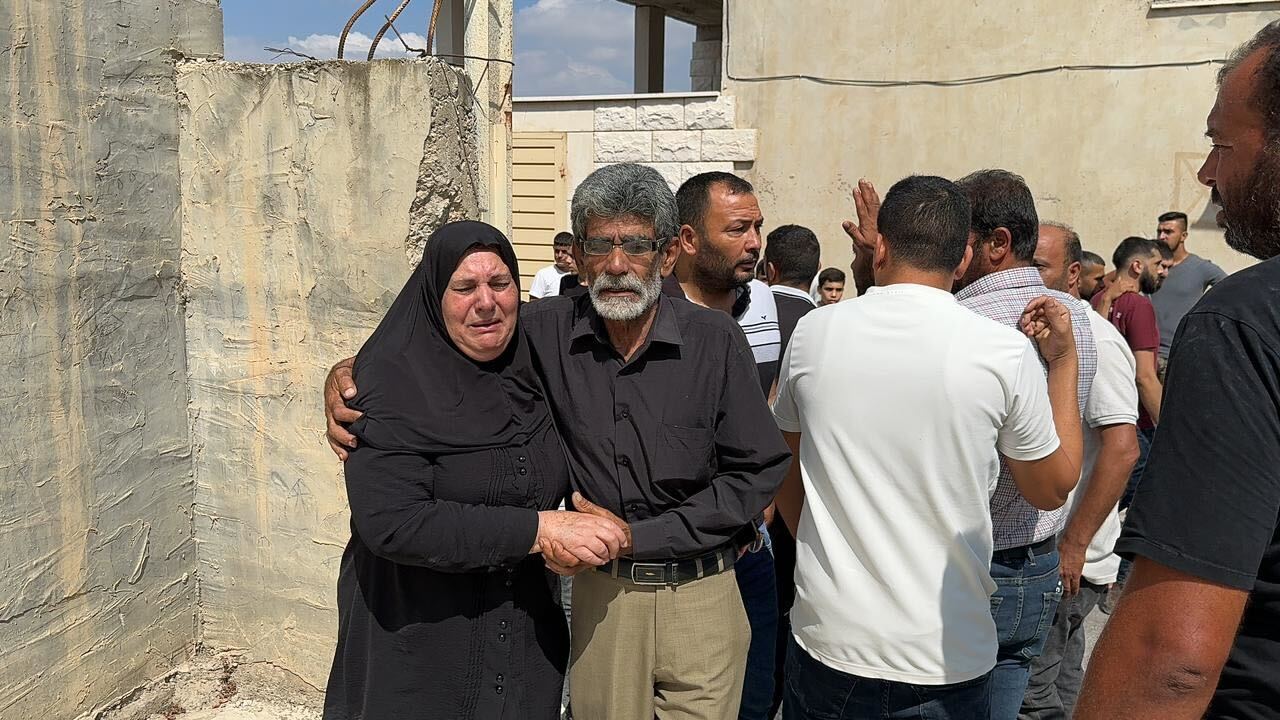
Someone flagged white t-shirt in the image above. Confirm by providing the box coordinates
[772,283,1060,685]
[1073,302,1139,585]
[529,264,569,298]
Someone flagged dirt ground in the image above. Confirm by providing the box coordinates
[88,596,1113,720]
[82,652,321,720]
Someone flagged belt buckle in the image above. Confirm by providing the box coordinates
[630,562,667,585]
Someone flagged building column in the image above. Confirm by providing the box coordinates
[435,0,466,66]
[691,23,722,92]
[634,5,665,93]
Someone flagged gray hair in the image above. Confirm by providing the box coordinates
[1041,220,1083,266]
[570,163,680,244]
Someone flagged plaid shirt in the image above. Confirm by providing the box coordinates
[956,267,1097,550]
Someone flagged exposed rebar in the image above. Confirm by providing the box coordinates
[368,0,413,61]
[338,0,378,60]
[426,0,442,56]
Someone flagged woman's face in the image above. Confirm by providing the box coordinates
[443,248,519,362]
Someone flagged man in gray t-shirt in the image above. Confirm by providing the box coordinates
[1152,211,1228,358]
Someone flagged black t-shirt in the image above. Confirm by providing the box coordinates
[772,287,817,356]
[1116,255,1280,718]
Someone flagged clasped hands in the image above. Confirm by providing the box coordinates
[534,492,633,577]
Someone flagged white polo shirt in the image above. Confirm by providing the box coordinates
[1074,302,1139,585]
[772,283,1060,685]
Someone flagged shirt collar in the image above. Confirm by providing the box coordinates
[771,284,819,306]
[953,266,1046,302]
[864,283,957,301]
[569,292,685,348]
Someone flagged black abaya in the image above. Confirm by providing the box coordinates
[323,222,569,720]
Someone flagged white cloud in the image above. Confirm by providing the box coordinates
[514,0,694,97]
[286,31,431,60]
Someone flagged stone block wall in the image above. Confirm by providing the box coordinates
[514,92,757,224]
[590,95,755,186]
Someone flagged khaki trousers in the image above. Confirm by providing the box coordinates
[568,567,749,720]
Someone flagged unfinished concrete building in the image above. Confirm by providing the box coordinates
[0,1,512,718]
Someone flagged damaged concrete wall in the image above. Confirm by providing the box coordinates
[0,1,221,718]
[177,58,481,691]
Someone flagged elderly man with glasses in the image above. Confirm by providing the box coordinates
[324,163,790,720]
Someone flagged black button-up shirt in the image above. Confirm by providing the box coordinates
[521,292,791,561]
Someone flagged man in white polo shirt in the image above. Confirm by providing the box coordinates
[773,175,1083,718]
[1021,222,1139,719]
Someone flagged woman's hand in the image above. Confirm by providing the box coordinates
[533,510,627,566]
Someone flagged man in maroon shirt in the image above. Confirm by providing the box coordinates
[1093,237,1167,431]
[1092,235,1168,598]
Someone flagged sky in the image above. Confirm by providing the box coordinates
[220,0,695,96]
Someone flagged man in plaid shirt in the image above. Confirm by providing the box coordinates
[952,170,1097,719]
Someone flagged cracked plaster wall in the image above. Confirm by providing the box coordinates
[178,58,480,692]
[0,1,221,718]
[2,0,488,714]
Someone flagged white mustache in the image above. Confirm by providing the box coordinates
[593,273,645,292]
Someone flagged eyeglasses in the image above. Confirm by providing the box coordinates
[579,237,664,256]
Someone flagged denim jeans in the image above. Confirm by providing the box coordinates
[1019,582,1104,719]
[1117,426,1156,585]
[782,636,992,719]
[736,534,779,720]
[989,545,1063,720]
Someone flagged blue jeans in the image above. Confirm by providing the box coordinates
[736,531,778,720]
[783,636,992,719]
[989,545,1063,720]
[1117,426,1156,585]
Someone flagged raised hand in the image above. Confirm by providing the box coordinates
[842,178,882,256]
[1105,273,1139,301]
[1020,296,1076,366]
[842,179,882,295]
[325,356,362,460]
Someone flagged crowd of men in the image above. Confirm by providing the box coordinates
[328,20,1279,720]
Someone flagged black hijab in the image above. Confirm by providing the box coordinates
[348,221,548,454]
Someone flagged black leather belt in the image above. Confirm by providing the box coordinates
[599,544,738,587]
[993,535,1057,560]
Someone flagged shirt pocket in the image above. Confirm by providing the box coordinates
[651,417,715,501]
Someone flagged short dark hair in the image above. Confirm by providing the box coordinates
[817,267,845,285]
[553,231,574,247]
[1157,211,1188,229]
[1218,19,1280,144]
[764,224,821,285]
[676,172,754,234]
[954,169,1040,262]
[876,175,972,272]
[1112,236,1162,270]
[1157,243,1174,260]
[1081,250,1106,267]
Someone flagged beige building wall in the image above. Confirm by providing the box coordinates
[724,0,1280,277]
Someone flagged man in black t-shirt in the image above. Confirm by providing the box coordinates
[1077,21,1280,719]
[763,224,821,355]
